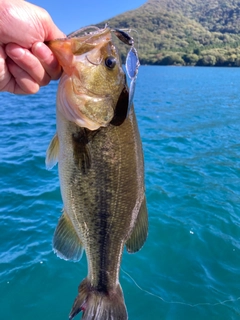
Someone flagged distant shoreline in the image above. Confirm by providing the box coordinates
[140,63,240,67]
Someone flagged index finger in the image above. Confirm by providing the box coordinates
[32,42,62,80]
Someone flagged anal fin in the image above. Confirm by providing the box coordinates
[126,196,148,253]
[53,209,84,262]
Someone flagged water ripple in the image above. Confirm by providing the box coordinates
[1,69,240,319]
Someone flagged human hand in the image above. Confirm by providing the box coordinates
[0,0,65,94]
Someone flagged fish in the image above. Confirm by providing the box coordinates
[46,26,148,320]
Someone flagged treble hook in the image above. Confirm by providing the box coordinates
[111,28,134,46]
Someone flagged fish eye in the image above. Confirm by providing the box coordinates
[105,56,116,69]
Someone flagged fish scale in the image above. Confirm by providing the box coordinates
[46,26,148,320]
[58,110,142,284]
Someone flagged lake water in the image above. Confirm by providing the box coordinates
[0,66,240,320]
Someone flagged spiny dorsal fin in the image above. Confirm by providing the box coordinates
[126,196,148,253]
[45,133,59,170]
[53,209,84,262]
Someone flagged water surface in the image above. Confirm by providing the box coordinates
[0,66,240,319]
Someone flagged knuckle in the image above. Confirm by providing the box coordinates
[39,74,51,87]
[50,67,62,81]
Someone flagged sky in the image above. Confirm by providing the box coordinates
[28,0,147,35]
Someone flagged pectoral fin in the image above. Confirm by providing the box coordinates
[45,134,59,170]
[126,196,148,253]
[72,128,94,174]
[53,209,84,262]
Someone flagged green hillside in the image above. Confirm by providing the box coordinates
[98,0,240,66]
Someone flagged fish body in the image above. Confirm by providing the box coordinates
[46,27,148,320]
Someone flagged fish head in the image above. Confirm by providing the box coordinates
[47,27,127,130]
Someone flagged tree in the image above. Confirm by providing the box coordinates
[196,55,216,66]
[159,53,185,65]
[182,53,199,65]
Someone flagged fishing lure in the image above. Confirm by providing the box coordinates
[111,28,140,113]
[112,28,134,46]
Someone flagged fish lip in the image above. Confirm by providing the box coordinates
[67,25,101,38]
[67,25,111,42]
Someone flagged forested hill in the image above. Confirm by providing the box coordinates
[98,0,240,66]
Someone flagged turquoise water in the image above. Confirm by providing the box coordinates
[0,66,240,320]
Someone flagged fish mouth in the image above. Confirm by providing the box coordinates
[46,27,111,75]
[48,26,124,130]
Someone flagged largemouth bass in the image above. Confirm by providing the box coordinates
[46,26,148,320]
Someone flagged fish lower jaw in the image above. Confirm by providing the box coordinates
[57,75,112,130]
[57,89,102,131]
[74,117,102,130]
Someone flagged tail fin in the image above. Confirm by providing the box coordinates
[69,278,128,320]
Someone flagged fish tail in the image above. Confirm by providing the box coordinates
[69,278,128,320]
